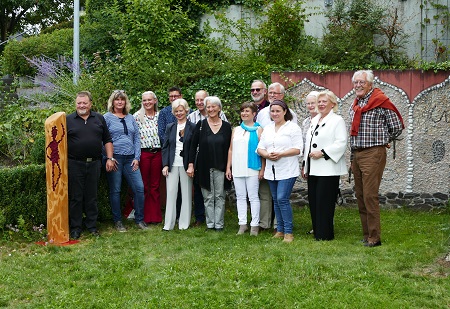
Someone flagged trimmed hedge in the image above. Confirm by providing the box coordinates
[0,164,114,227]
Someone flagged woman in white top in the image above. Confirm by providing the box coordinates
[226,102,263,236]
[257,100,303,243]
[302,90,347,241]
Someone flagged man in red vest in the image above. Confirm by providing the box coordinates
[349,70,404,247]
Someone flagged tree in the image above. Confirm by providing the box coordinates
[0,0,75,49]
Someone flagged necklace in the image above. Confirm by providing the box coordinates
[146,112,155,120]
[209,119,221,126]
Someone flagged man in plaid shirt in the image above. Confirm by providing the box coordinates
[349,70,404,248]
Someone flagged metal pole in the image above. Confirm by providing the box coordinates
[73,0,80,84]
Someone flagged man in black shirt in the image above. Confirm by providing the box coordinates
[67,91,116,239]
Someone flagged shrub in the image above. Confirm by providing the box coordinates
[0,164,114,229]
[2,29,73,76]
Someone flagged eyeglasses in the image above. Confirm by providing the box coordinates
[268,92,281,95]
[250,88,263,93]
[120,118,128,135]
[352,81,367,86]
[169,94,181,99]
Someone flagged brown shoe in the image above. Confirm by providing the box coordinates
[273,232,284,239]
[283,233,294,243]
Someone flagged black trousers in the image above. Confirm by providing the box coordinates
[307,175,340,240]
[68,159,101,232]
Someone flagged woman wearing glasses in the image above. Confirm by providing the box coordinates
[161,99,196,231]
[104,90,147,232]
[302,90,347,241]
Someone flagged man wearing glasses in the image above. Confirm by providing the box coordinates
[255,82,298,233]
[350,70,404,248]
[158,86,183,145]
[248,80,273,232]
[256,82,298,127]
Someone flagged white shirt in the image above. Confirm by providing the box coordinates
[256,106,299,128]
[173,123,186,167]
[257,120,303,180]
[231,126,260,177]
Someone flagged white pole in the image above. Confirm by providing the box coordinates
[73,0,80,84]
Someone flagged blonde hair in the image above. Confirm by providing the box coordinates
[317,90,338,113]
[171,98,190,114]
[107,90,131,114]
[137,91,158,123]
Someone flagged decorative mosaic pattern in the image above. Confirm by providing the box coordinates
[286,76,449,199]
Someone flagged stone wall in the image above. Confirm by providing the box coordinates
[271,70,449,208]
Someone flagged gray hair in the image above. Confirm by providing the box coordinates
[204,96,222,110]
[268,82,285,94]
[352,70,374,84]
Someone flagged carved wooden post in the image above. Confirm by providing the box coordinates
[45,112,69,244]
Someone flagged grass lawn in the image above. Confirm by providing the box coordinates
[0,205,449,308]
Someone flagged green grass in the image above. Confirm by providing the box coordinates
[1,206,449,308]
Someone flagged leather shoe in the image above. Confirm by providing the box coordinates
[70,230,81,240]
[364,240,382,247]
[90,229,100,237]
[193,221,203,227]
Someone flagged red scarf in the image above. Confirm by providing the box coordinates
[350,88,404,136]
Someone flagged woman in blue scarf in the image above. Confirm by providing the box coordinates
[226,102,263,236]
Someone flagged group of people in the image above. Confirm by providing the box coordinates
[66,70,404,247]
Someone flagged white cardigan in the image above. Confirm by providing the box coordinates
[303,111,348,176]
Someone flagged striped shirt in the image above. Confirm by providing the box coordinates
[349,89,403,149]
[133,111,161,149]
[187,110,228,124]
[104,112,141,160]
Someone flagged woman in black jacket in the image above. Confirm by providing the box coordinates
[162,99,196,231]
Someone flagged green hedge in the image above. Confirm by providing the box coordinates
[0,164,114,227]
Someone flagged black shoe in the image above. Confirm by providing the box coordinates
[206,227,215,232]
[215,228,224,232]
[70,230,81,240]
[364,240,382,247]
[90,229,100,237]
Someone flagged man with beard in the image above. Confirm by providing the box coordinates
[67,91,115,239]
[248,80,274,232]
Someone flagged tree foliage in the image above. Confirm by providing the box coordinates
[0,0,77,50]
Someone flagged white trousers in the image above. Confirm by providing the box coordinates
[163,166,192,230]
[234,176,260,227]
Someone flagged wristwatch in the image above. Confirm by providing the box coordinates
[108,157,116,161]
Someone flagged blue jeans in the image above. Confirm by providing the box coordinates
[268,177,296,234]
[105,154,144,223]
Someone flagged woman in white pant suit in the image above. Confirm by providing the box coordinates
[302,90,347,240]
[162,99,196,230]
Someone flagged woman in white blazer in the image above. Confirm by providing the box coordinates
[302,90,347,240]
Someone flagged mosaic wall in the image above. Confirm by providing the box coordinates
[286,77,449,207]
